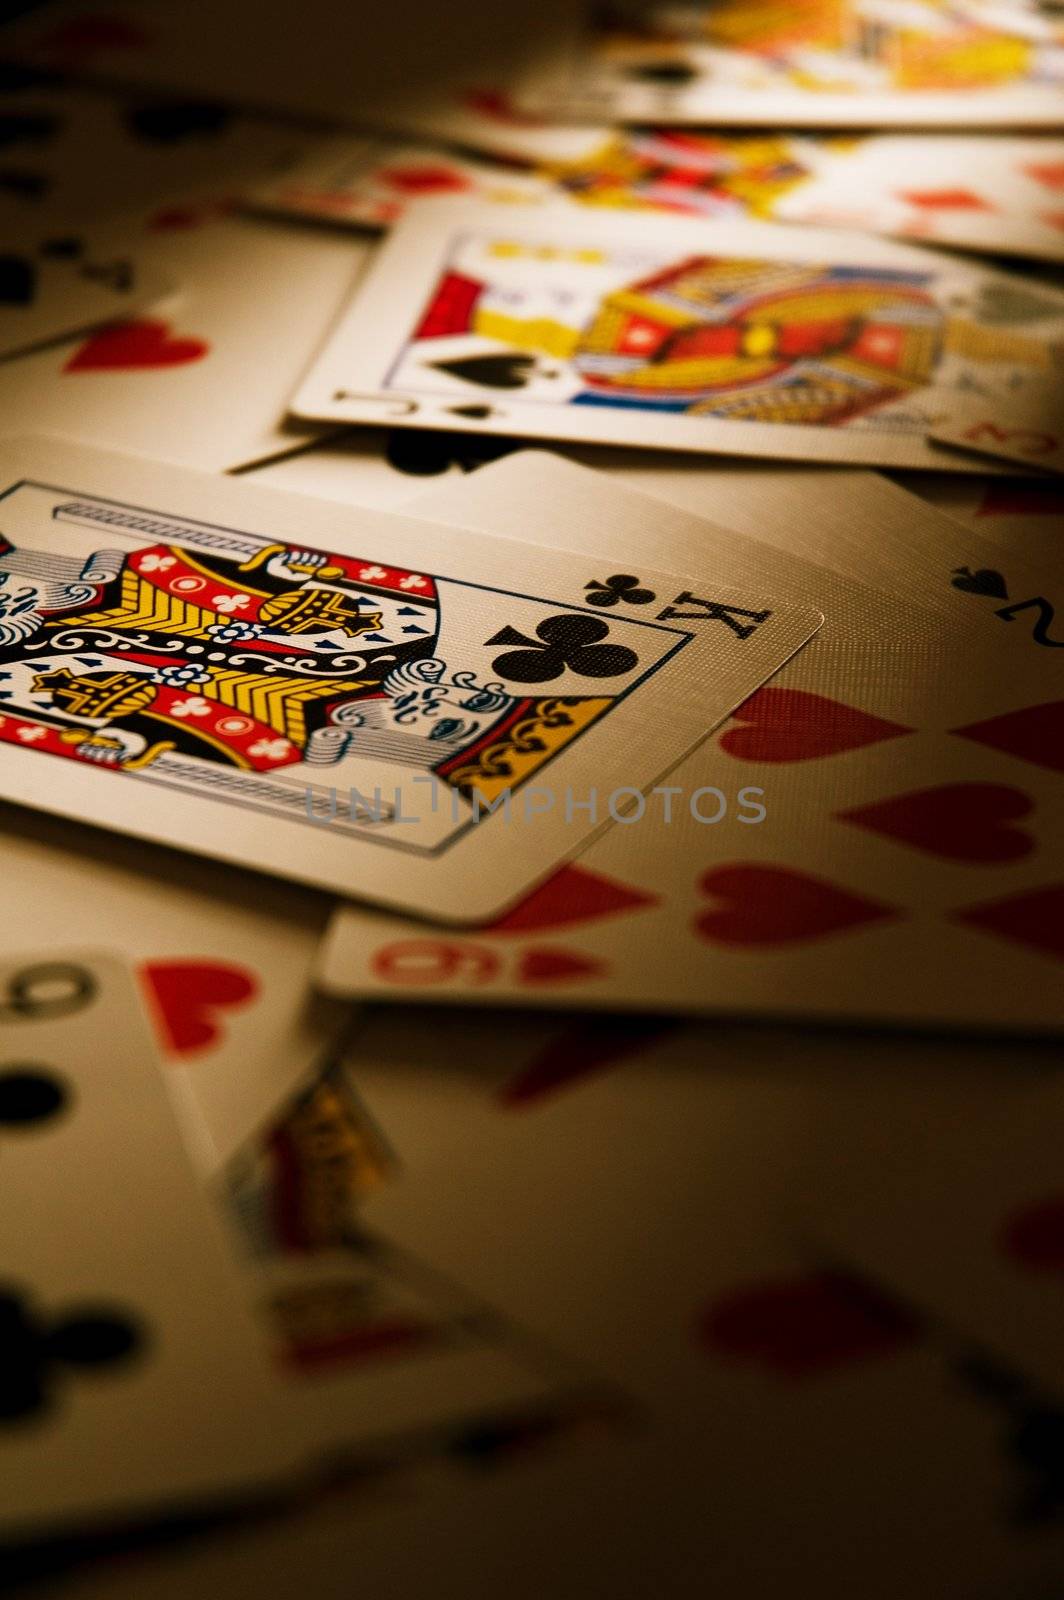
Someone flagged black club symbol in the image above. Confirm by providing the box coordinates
[0,1066,68,1132]
[487,614,639,684]
[585,574,656,609]
[0,1287,144,1422]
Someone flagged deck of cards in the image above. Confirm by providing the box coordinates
[0,1,1062,1595]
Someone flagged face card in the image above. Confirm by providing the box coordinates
[794,1057,1064,1402]
[0,949,304,1539]
[228,1068,619,1467]
[0,435,819,923]
[320,451,1064,1032]
[0,214,365,473]
[0,227,171,361]
[291,200,1064,471]
[774,135,1064,265]
[525,0,1064,129]
[0,805,342,1169]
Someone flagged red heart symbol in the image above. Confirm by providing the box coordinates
[976,482,1064,517]
[64,318,210,373]
[719,686,911,764]
[953,701,1064,776]
[140,961,258,1056]
[899,188,994,211]
[378,163,472,195]
[516,948,605,985]
[699,1271,922,1379]
[499,1018,675,1109]
[695,864,898,948]
[490,864,657,934]
[1001,1195,1064,1274]
[951,882,1064,964]
[840,783,1035,864]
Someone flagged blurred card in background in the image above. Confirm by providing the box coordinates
[0,215,364,471]
[526,0,1064,128]
[292,201,1064,469]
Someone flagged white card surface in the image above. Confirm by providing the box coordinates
[291,200,1064,470]
[0,435,819,923]
[0,216,365,473]
[0,807,339,1169]
[0,226,172,361]
[0,950,302,1539]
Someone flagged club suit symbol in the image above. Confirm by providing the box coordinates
[0,1287,143,1422]
[584,574,656,608]
[487,614,639,682]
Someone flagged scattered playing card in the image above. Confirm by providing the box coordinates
[0,214,365,472]
[929,381,1064,475]
[793,1054,1064,1401]
[290,200,1064,470]
[0,949,303,1539]
[0,435,819,923]
[319,451,1064,1032]
[774,135,1064,265]
[0,228,171,360]
[892,471,1064,574]
[524,0,1064,129]
[243,135,549,231]
[0,806,342,1168]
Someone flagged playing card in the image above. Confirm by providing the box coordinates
[793,1049,1064,1402]
[321,1007,1064,1591]
[320,451,1064,1031]
[0,948,304,1540]
[0,213,365,472]
[774,136,1064,264]
[3,0,580,153]
[228,1066,619,1470]
[524,0,1064,129]
[0,435,819,923]
[0,84,306,235]
[929,381,1064,475]
[0,804,342,1169]
[893,471,1064,573]
[553,445,1064,634]
[0,226,171,360]
[290,200,1064,470]
[244,135,550,231]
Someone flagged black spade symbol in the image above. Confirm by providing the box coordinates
[951,566,1009,600]
[625,60,699,86]
[0,254,35,305]
[430,352,540,390]
[447,404,496,420]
